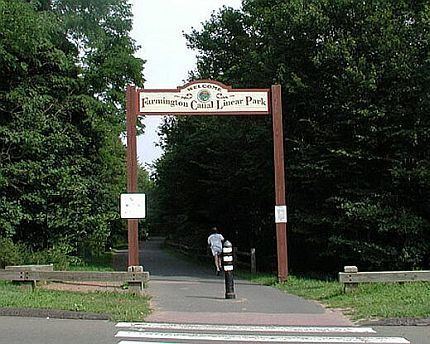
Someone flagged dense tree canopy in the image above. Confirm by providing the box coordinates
[154,0,430,272]
[0,0,144,255]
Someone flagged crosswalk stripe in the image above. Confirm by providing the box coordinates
[116,322,376,333]
[115,330,410,343]
[118,342,180,344]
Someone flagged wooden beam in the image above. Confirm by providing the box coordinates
[0,271,28,280]
[5,264,53,272]
[339,270,430,284]
[0,270,149,283]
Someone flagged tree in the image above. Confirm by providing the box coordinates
[154,0,430,271]
[0,0,144,255]
[153,114,275,265]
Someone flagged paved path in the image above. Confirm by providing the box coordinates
[117,237,352,326]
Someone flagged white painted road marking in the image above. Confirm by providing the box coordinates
[116,322,376,333]
[118,342,180,344]
[115,330,410,343]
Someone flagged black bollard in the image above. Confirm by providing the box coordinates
[222,240,236,299]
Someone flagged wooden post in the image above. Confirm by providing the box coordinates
[343,265,359,293]
[250,248,256,274]
[126,85,140,267]
[127,265,144,293]
[271,84,288,282]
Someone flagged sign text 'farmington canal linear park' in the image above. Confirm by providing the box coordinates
[138,81,270,115]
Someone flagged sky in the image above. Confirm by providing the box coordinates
[129,0,242,168]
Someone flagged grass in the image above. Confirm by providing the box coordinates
[237,271,278,286]
[69,252,115,271]
[0,252,151,321]
[238,271,430,321]
[0,281,150,321]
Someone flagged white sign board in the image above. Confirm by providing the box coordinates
[139,81,270,115]
[275,205,287,223]
[120,193,146,219]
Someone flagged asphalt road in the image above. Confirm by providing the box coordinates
[0,316,117,344]
[1,316,429,344]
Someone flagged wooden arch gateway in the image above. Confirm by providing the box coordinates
[125,80,288,281]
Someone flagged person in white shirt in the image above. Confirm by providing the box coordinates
[207,227,224,275]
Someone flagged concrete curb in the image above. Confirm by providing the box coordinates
[0,307,110,321]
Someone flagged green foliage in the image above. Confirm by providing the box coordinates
[138,165,155,238]
[29,241,82,270]
[0,236,82,270]
[154,116,274,263]
[0,0,144,256]
[69,252,114,271]
[0,238,26,268]
[154,0,430,272]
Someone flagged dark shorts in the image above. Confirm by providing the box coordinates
[211,247,222,256]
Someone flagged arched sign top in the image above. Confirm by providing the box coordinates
[136,80,270,116]
[177,79,233,91]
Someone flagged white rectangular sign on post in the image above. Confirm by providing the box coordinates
[120,193,146,219]
[275,205,287,224]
